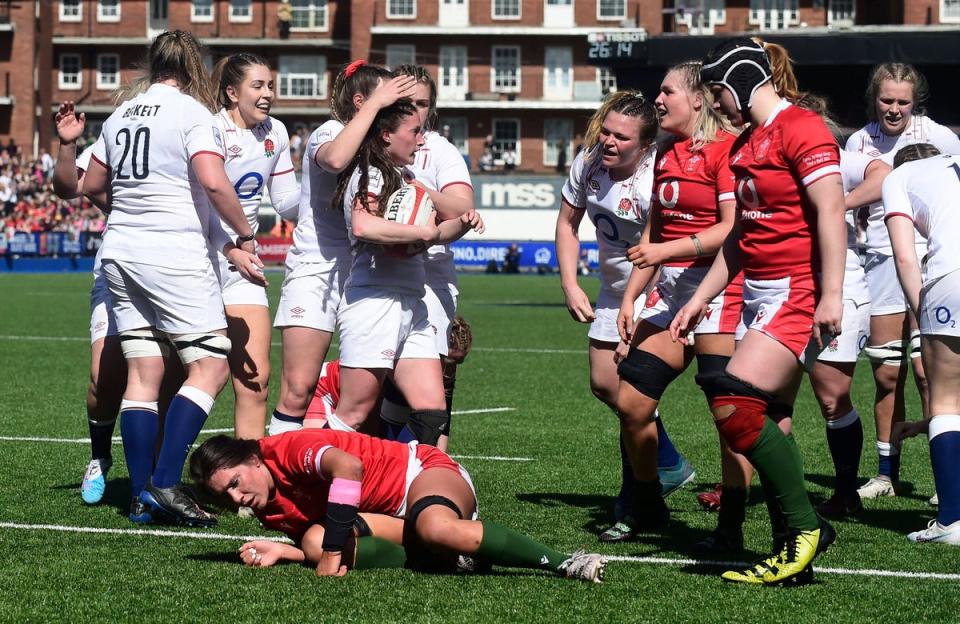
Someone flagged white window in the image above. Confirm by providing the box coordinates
[544,118,572,167]
[749,0,799,29]
[941,0,960,22]
[492,118,520,164]
[279,55,327,99]
[439,46,468,100]
[291,0,328,29]
[192,0,213,22]
[597,0,625,20]
[675,0,725,32]
[230,0,253,22]
[596,67,617,94]
[96,54,119,90]
[59,54,82,90]
[97,0,121,22]
[491,46,520,93]
[385,45,416,69]
[387,0,417,18]
[493,0,520,19]
[438,117,469,155]
[828,0,854,24]
[544,47,572,99]
[544,0,573,27]
[60,0,82,21]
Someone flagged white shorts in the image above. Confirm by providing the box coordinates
[397,441,479,520]
[588,287,630,343]
[101,259,227,335]
[423,285,458,357]
[865,252,907,316]
[217,253,268,308]
[639,266,742,335]
[919,269,960,337]
[274,260,348,332]
[90,269,117,343]
[337,287,439,368]
[818,299,871,363]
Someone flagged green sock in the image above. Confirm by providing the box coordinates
[746,419,818,531]
[476,521,567,572]
[353,536,407,570]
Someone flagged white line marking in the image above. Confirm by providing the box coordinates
[0,522,291,543]
[474,346,584,354]
[0,335,87,342]
[451,454,534,462]
[451,407,515,415]
[606,555,960,581]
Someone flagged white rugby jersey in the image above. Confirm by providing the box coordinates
[845,115,960,255]
[215,110,297,238]
[882,154,960,282]
[342,165,425,295]
[286,119,351,270]
[838,150,873,304]
[561,144,656,293]
[76,143,107,277]
[406,131,472,292]
[95,83,222,269]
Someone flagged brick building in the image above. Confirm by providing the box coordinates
[0,1,47,153]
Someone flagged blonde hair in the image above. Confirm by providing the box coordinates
[583,90,658,160]
[146,30,217,112]
[663,61,738,152]
[865,63,929,123]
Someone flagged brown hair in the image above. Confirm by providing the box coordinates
[583,90,659,159]
[329,62,394,123]
[893,143,941,168]
[662,61,738,152]
[147,30,217,112]
[865,63,929,123]
[751,37,831,116]
[393,64,438,131]
[211,53,270,111]
[188,435,262,491]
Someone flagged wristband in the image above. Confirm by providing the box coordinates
[690,234,704,257]
[322,478,362,553]
[235,232,256,246]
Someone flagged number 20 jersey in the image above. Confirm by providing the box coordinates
[95,83,224,269]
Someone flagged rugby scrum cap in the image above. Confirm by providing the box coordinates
[700,38,772,112]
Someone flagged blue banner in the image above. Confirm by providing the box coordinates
[450,240,599,270]
[3,232,99,256]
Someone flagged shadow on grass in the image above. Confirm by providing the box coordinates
[187,551,245,565]
[472,302,568,308]
[804,471,928,502]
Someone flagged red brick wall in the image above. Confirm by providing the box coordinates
[903,1,938,24]
[0,2,40,152]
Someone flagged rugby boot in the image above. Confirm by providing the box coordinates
[721,519,836,586]
[141,481,217,527]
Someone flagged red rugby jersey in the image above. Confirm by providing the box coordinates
[728,101,840,280]
[305,359,341,420]
[255,430,411,540]
[653,130,737,268]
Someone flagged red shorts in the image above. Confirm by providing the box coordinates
[698,272,744,335]
[415,444,463,474]
[736,273,817,360]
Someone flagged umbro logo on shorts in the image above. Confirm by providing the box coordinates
[381,349,396,359]
[290,306,305,318]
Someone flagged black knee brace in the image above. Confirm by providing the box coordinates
[712,372,774,402]
[694,354,731,401]
[403,495,463,572]
[617,349,682,401]
[767,401,794,423]
[353,514,373,538]
[407,409,449,446]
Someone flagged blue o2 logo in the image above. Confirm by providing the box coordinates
[592,212,623,246]
[234,172,264,200]
[935,306,955,328]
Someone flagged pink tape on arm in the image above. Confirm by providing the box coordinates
[328,477,362,506]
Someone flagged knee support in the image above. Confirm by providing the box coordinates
[403,495,462,572]
[864,340,904,367]
[711,372,773,455]
[118,328,170,359]
[172,333,231,364]
[694,354,730,401]
[353,514,373,538]
[767,401,794,423]
[407,409,449,446]
[617,349,682,401]
[910,330,921,360]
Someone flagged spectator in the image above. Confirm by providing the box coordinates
[503,243,521,273]
[39,148,54,180]
[556,138,568,174]
[479,149,494,172]
[503,148,516,172]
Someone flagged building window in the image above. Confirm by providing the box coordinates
[941,0,960,22]
[544,118,572,167]
[749,0,799,29]
[59,54,82,90]
[597,0,625,20]
[491,46,520,93]
[675,0,725,32]
[439,46,468,99]
[492,119,520,164]
[96,54,120,90]
[60,0,82,21]
[192,0,214,22]
[385,45,416,69]
[279,55,327,99]
[596,67,617,94]
[97,0,121,21]
[438,117,468,155]
[230,0,253,22]
[493,0,520,19]
[544,47,572,98]
[827,0,854,24]
[290,0,328,29]
[387,0,416,18]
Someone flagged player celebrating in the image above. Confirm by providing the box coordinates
[267,62,417,436]
[845,64,960,501]
[601,62,741,542]
[81,31,264,526]
[554,90,693,527]
[210,53,299,439]
[671,38,846,585]
[189,431,607,581]
[884,143,960,544]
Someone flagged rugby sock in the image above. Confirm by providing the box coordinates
[877,441,900,482]
[152,387,214,489]
[746,419,819,532]
[654,411,682,468]
[616,434,635,515]
[89,417,116,461]
[267,409,303,436]
[476,521,566,572]
[825,409,863,495]
[119,401,159,496]
[717,487,747,534]
[353,536,407,570]
[380,396,411,442]
[929,415,960,525]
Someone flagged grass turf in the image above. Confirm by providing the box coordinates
[1,272,959,622]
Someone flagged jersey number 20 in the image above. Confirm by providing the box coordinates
[115,128,150,180]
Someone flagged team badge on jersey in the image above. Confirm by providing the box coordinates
[685,155,702,173]
[212,127,224,150]
[755,136,773,162]
[617,197,633,218]
[264,138,275,158]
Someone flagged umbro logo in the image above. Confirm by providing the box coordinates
[290,306,305,319]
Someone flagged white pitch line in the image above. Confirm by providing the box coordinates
[450,454,534,462]
[0,522,291,543]
[451,407,515,415]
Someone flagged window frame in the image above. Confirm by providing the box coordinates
[492,0,521,20]
[229,0,254,22]
[191,0,215,23]
[438,116,469,156]
[941,0,960,23]
[491,46,521,94]
[96,53,120,90]
[97,0,121,22]
[60,0,82,22]
[387,0,417,19]
[59,54,83,91]
[385,44,417,69]
[278,55,328,100]
[491,117,521,165]
[543,118,573,167]
[596,66,617,94]
[290,0,329,31]
[596,0,625,21]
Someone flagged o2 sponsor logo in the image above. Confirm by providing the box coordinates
[935,306,956,328]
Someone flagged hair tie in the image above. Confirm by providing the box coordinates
[344,60,366,79]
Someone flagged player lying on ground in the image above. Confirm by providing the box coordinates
[189,431,607,582]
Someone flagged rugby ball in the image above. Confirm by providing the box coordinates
[383,185,434,257]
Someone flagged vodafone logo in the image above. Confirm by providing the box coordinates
[735,177,761,211]
[658,180,680,210]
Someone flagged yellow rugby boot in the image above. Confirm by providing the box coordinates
[721,520,836,586]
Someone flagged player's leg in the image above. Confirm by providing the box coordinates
[392,357,447,445]
[224,304,271,439]
[270,326,332,434]
[811,360,863,517]
[81,334,125,504]
[863,311,907,498]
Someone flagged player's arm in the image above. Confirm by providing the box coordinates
[266,134,301,219]
[418,182,474,221]
[882,171,922,316]
[627,199,735,267]
[191,154,256,247]
[618,219,657,342]
[350,195,439,245]
[81,157,110,211]
[238,539,306,568]
[436,209,484,244]
[313,447,367,577]
[808,173,847,347]
[845,159,891,210]
[53,101,85,199]
[556,198,594,323]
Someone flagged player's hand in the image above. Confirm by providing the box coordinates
[419,219,441,244]
[670,301,707,345]
[626,242,666,269]
[891,418,930,451]
[617,301,635,343]
[316,551,348,577]
[239,238,257,255]
[460,209,485,235]
[562,284,595,323]
[239,541,282,568]
[812,295,843,350]
[226,247,268,287]
[613,338,630,365]
[55,101,85,145]
[368,75,418,110]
